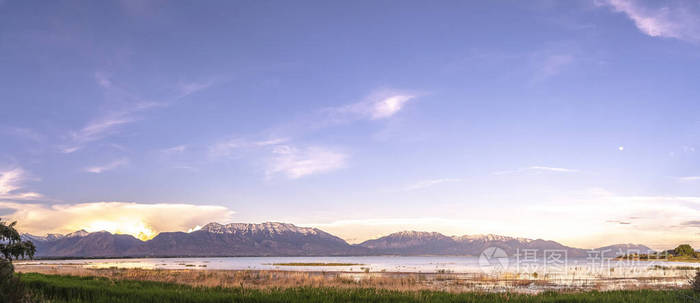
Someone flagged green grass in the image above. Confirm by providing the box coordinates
[651,265,700,270]
[617,254,700,263]
[21,273,700,303]
[270,262,362,266]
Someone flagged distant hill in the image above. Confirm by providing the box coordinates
[358,231,593,257]
[595,243,655,255]
[23,222,654,258]
[28,230,142,257]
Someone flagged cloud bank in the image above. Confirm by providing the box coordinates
[308,191,700,249]
[0,168,42,200]
[0,201,235,241]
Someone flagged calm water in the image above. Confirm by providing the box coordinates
[18,256,700,278]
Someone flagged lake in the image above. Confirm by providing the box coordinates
[17,255,699,276]
[16,256,699,292]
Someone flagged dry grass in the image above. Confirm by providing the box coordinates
[17,265,450,291]
[15,264,692,294]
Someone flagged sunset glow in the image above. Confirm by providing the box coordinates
[82,219,157,241]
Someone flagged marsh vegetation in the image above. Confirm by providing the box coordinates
[21,273,700,303]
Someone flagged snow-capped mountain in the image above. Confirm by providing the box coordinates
[23,223,654,258]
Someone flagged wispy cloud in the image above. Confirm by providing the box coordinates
[528,166,579,173]
[538,54,574,79]
[493,166,579,175]
[267,145,347,179]
[681,220,700,227]
[62,73,219,153]
[207,88,417,178]
[0,167,43,201]
[61,101,160,153]
[402,178,463,191]
[209,137,290,158]
[254,138,290,146]
[84,158,129,174]
[161,145,187,154]
[178,80,216,98]
[209,136,346,179]
[677,176,700,182]
[0,201,235,240]
[94,72,112,88]
[596,0,700,43]
[1,127,44,142]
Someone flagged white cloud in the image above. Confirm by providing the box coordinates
[402,178,463,191]
[369,95,414,119]
[84,158,129,173]
[0,168,43,201]
[209,137,346,179]
[329,91,417,122]
[0,201,234,240]
[267,145,347,179]
[597,0,700,43]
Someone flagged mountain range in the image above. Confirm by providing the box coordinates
[23,222,654,258]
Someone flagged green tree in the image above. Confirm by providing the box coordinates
[0,219,36,303]
[674,244,695,257]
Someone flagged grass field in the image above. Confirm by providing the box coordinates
[21,273,700,303]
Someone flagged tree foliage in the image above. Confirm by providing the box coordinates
[0,220,36,261]
[0,219,36,303]
[674,244,695,257]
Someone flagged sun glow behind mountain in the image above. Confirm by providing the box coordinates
[83,219,157,241]
[3,201,235,242]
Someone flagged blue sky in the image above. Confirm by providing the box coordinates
[1,0,699,248]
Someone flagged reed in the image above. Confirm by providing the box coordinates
[21,273,700,303]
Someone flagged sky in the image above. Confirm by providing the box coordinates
[1,0,700,249]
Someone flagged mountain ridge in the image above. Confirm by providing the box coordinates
[22,222,654,258]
